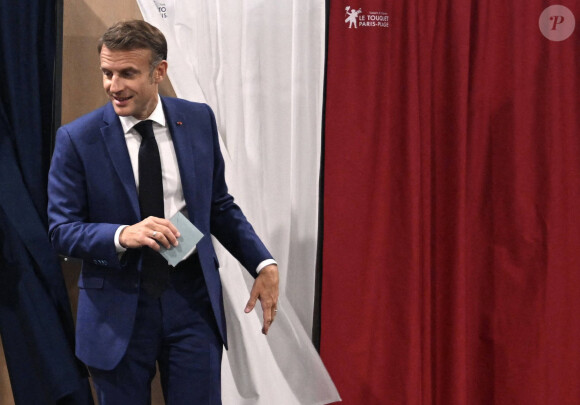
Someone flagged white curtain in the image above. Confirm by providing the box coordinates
[136,1,339,403]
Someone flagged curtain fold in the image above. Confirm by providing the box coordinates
[0,0,93,403]
[323,0,580,403]
[137,1,339,403]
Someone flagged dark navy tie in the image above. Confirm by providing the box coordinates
[134,120,168,296]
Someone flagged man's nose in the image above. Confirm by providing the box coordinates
[109,75,123,93]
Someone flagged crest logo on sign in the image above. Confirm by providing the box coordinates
[345,6,363,29]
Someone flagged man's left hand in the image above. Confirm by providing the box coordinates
[245,264,279,335]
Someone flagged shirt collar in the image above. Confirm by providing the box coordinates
[118,95,167,134]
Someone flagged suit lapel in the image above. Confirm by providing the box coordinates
[100,104,140,218]
[163,101,200,225]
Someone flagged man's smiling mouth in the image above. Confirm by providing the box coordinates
[112,95,133,105]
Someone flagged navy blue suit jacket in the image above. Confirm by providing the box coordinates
[48,97,272,370]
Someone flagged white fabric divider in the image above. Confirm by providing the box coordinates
[136,1,339,403]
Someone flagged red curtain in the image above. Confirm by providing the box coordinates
[321,1,580,404]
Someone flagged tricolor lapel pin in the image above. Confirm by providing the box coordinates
[176,121,183,126]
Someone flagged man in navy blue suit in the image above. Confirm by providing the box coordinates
[48,20,279,404]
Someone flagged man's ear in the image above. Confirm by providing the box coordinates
[154,60,168,83]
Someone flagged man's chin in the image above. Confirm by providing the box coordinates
[111,103,132,117]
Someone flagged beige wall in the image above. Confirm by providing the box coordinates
[0,1,175,403]
[0,340,14,405]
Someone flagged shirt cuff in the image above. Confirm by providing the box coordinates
[114,225,129,253]
[256,259,277,274]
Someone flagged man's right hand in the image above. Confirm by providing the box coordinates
[119,216,180,251]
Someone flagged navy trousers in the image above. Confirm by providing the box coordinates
[89,256,223,405]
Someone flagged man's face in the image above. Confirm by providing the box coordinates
[100,45,167,120]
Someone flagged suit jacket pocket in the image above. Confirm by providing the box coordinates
[78,272,105,289]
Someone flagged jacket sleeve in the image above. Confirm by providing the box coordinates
[204,105,273,277]
[47,126,124,269]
